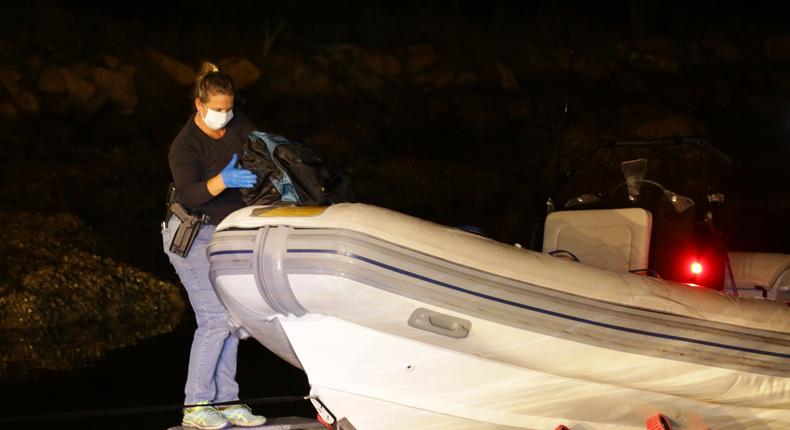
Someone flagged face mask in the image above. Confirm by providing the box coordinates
[202,104,234,130]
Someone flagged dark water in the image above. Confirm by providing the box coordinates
[0,318,314,429]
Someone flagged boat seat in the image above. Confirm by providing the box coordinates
[542,208,652,273]
[727,252,790,302]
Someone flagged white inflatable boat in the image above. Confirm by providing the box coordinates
[207,203,790,430]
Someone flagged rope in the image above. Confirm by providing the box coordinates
[0,394,315,423]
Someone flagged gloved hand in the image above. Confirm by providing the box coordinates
[220,154,257,188]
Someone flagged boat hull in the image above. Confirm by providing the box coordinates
[208,204,790,429]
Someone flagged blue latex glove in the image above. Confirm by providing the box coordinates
[220,154,257,188]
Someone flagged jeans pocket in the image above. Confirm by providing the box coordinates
[161,218,179,249]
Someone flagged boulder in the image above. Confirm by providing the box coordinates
[91,66,139,112]
[629,51,680,74]
[60,67,96,105]
[308,126,360,164]
[495,62,520,91]
[0,100,18,117]
[365,52,401,79]
[26,56,44,76]
[629,38,680,74]
[219,57,261,89]
[414,65,456,90]
[455,71,477,88]
[268,52,333,95]
[524,43,553,73]
[571,54,615,81]
[38,67,66,94]
[0,65,21,95]
[15,91,39,114]
[405,45,438,74]
[68,62,93,80]
[146,49,195,87]
[102,55,121,69]
[266,51,304,93]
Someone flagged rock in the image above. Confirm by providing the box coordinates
[68,62,93,80]
[38,93,69,115]
[508,95,531,119]
[60,67,97,105]
[405,45,438,74]
[629,51,680,74]
[0,65,21,95]
[268,52,333,95]
[266,51,304,93]
[637,38,676,56]
[146,49,195,87]
[309,126,361,164]
[549,48,573,70]
[365,52,401,79]
[321,44,398,92]
[455,71,477,87]
[629,38,680,74]
[26,56,44,76]
[0,212,185,378]
[15,91,39,114]
[102,55,121,69]
[91,66,139,112]
[118,64,135,80]
[414,65,456,90]
[219,57,261,89]
[38,67,66,94]
[764,35,790,63]
[572,54,615,81]
[495,62,519,91]
[0,100,18,117]
[524,43,553,73]
[324,43,363,63]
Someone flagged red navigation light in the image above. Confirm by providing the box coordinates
[690,261,703,275]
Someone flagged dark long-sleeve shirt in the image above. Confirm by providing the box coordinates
[168,111,257,225]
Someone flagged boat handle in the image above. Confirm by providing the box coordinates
[408,308,471,339]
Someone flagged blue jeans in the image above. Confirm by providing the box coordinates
[162,216,239,405]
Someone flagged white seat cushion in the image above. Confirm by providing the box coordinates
[543,208,652,273]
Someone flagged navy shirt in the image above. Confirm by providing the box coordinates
[168,111,257,225]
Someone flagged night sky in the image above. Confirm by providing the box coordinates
[1,1,789,428]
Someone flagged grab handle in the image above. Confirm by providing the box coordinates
[408,308,471,339]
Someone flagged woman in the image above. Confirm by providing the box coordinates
[162,62,266,429]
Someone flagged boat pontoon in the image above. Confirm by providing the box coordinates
[208,203,790,429]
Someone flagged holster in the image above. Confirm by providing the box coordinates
[164,183,209,258]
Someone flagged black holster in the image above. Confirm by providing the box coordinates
[164,183,209,258]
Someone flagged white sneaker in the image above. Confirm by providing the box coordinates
[218,404,267,427]
[182,401,231,430]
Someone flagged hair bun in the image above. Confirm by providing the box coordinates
[197,61,220,81]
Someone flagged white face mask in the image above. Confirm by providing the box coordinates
[202,104,234,130]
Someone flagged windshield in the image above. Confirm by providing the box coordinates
[554,137,734,216]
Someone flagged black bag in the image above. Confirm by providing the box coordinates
[239,131,353,206]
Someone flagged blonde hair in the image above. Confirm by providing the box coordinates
[193,62,234,102]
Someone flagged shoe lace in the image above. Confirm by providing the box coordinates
[220,404,253,419]
[185,404,223,422]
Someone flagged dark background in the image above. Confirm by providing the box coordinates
[1,1,789,428]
